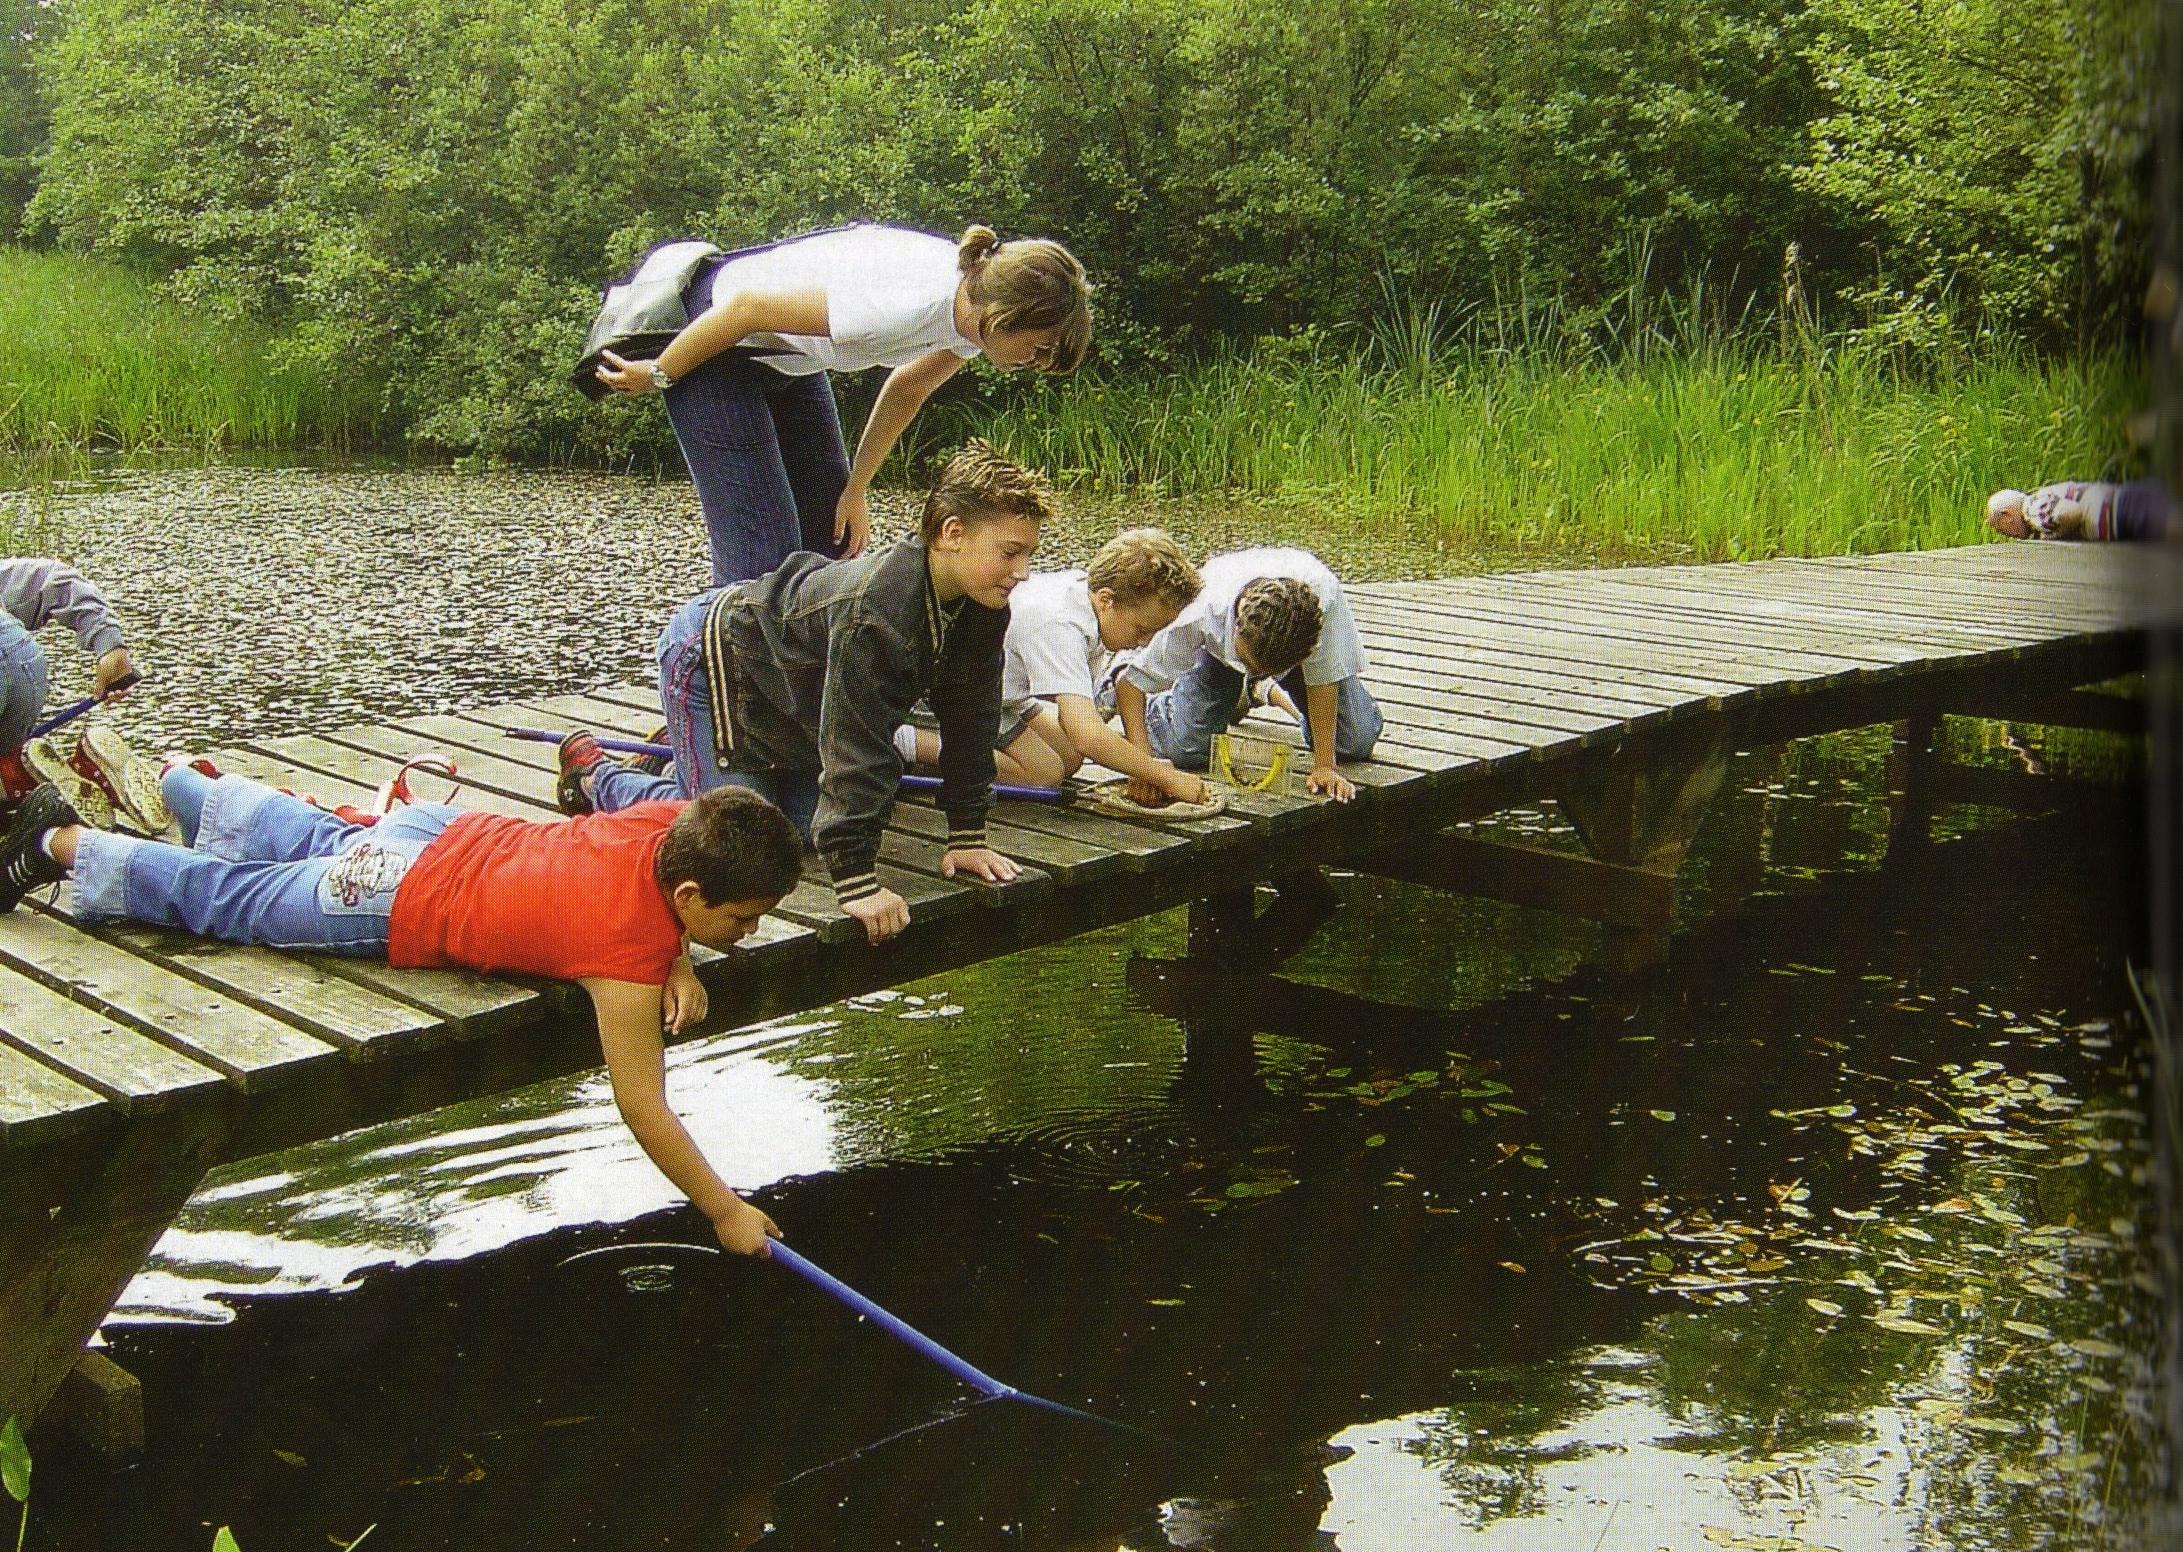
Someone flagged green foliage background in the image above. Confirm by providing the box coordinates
[0,0,2165,464]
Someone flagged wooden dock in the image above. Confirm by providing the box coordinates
[3,539,2176,1443]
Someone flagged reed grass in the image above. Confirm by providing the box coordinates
[946,321,2146,560]
[0,249,373,454]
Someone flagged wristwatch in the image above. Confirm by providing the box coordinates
[648,362,677,392]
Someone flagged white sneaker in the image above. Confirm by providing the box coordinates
[78,724,172,835]
[22,736,115,831]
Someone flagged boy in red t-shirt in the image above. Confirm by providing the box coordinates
[0,766,805,1257]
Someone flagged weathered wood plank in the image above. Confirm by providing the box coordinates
[0,962,225,1116]
[0,1038,110,1148]
[0,908,341,1093]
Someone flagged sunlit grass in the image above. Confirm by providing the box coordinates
[947,335,2145,560]
[0,249,374,454]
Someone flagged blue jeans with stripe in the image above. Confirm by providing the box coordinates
[1142,652,1383,770]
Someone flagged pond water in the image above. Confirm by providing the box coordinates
[8,464,2171,1550]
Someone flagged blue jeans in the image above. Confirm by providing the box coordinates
[72,770,457,955]
[1143,652,1384,770]
[590,753,819,843]
[665,263,851,586]
[0,616,49,755]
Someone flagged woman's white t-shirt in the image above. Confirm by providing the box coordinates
[712,224,984,375]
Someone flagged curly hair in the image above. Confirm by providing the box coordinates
[957,225,1094,374]
[1086,528,1200,612]
[656,785,805,904]
[1233,577,1323,677]
[920,439,1055,543]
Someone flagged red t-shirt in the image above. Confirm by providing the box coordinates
[388,803,686,985]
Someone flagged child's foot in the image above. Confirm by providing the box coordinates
[0,785,79,912]
[556,731,605,816]
[631,726,671,778]
[23,736,114,831]
[77,724,173,835]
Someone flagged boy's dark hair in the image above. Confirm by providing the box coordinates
[920,438,1054,543]
[656,786,804,904]
[1234,577,1324,676]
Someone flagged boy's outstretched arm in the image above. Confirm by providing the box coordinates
[1054,695,1205,802]
[582,976,781,1256]
[1111,679,1171,804]
[1302,680,1356,802]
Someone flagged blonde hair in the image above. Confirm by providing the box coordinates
[958,225,1094,374]
[1234,578,1323,676]
[921,439,1055,543]
[1086,528,1200,612]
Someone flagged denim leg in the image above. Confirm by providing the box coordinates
[2115,478,2174,541]
[662,361,807,586]
[1142,651,1248,769]
[1277,669,1384,761]
[193,774,365,863]
[656,591,735,797]
[720,769,819,844]
[591,760,681,813]
[0,619,49,756]
[766,371,851,556]
[159,765,218,846]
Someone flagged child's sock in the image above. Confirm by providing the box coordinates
[892,725,922,765]
[39,830,63,864]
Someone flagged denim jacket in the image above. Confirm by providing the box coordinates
[703,539,1007,905]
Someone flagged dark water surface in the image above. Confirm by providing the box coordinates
[8,465,2169,1550]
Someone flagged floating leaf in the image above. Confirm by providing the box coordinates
[1498,1261,1527,1274]
[1806,1298,1845,1318]
[2002,1320,2054,1340]
[1650,1109,1677,1122]
[2069,1338,2127,1360]
[1871,1315,1945,1336]
[1147,1298,1186,1307]
[213,1533,242,1552]
[273,1448,308,1469]
[1649,1253,1675,1272]
[1363,1134,1387,1149]
[0,1414,27,1503]
[2052,1451,2102,1472]
[1960,1417,2024,1435]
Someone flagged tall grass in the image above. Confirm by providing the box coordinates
[946,295,2146,559]
[0,249,374,454]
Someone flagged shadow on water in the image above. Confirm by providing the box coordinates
[25,744,2165,1550]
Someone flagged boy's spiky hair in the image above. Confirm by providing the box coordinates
[1086,528,1200,612]
[655,785,804,904]
[920,439,1055,543]
[1234,578,1324,677]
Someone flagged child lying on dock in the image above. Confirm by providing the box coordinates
[1985,478,2175,541]
[892,526,1211,802]
[1113,546,1383,803]
[0,766,805,1256]
[559,440,1043,947]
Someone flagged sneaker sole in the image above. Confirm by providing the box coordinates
[79,726,172,835]
[22,739,114,831]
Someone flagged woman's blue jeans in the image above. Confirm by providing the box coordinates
[72,770,457,954]
[664,264,852,586]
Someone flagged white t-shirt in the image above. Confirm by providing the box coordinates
[1001,569,1106,720]
[1120,548,1365,691]
[711,225,984,375]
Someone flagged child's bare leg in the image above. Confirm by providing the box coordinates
[997,725,1068,787]
[1020,705,1082,778]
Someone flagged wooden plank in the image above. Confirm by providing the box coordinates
[1350,598,1785,699]
[1638,568,2094,639]
[1363,654,1684,724]
[238,737,543,821]
[0,907,341,1094]
[1362,830,1676,929]
[883,798,1124,884]
[0,1038,110,1149]
[34,886,449,1060]
[0,961,225,1117]
[1671,558,2127,630]
[323,721,563,811]
[1943,685,2148,735]
[1537,567,2050,646]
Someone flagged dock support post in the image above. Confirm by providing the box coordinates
[1553,725,1734,972]
[0,1113,225,1456]
[1886,711,1942,857]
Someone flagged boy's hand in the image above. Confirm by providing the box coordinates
[1158,765,1209,804]
[943,846,1019,884]
[712,1197,781,1257]
[834,486,872,559]
[844,887,911,944]
[662,956,708,1034]
[1124,775,1168,805]
[1306,764,1356,803]
[92,647,137,701]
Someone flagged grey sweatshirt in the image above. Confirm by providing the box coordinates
[0,558,126,659]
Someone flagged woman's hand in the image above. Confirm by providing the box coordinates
[834,485,872,559]
[594,349,661,396]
